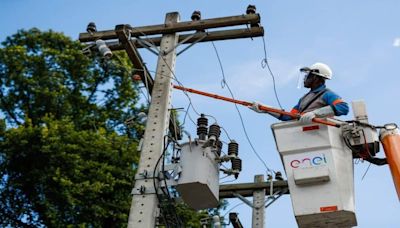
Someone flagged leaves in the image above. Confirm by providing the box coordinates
[0,28,220,227]
[0,29,141,227]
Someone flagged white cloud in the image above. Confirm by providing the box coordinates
[393,38,400,47]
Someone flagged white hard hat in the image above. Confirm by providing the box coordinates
[300,62,332,80]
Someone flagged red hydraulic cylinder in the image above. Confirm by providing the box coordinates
[380,126,400,200]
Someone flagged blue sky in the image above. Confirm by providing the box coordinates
[1,0,399,227]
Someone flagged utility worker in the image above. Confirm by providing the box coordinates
[250,62,349,123]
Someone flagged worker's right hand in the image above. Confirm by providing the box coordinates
[249,101,266,113]
[299,111,316,124]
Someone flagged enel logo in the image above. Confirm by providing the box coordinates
[290,154,327,168]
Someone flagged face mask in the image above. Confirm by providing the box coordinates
[297,72,310,89]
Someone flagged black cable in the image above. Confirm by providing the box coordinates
[153,142,171,228]
[211,41,274,174]
[152,135,183,227]
[162,136,183,227]
[361,163,372,180]
[129,28,234,152]
[261,35,284,110]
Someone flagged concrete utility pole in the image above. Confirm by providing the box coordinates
[220,178,289,228]
[79,7,266,228]
[252,175,266,228]
[126,12,180,228]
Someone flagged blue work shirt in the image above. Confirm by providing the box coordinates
[279,84,349,121]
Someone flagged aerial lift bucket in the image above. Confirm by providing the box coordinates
[272,120,357,228]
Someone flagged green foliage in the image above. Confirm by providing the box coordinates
[0,28,223,227]
[0,28,145,136]
[0,28,142,227]
[0,118,138,227]
[176,200,227,228]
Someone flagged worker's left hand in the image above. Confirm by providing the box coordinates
[249,101,266,113]
[299,111,316,124]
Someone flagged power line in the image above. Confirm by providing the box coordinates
[128,28,238,146]
[261,35,284,110]
[222,202,245,218]
[128,27,203,117]
[211,41,274,174]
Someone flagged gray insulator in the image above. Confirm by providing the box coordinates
[87,22,97,34]
[197,114,208,126]
[191,10,201,21]
[208,124,221,139]
[96,39,112,58]
[246,5,256,14]
[228,140,239,157]
[232,158,242,172]
[232,158,242,179]
[197,114,208,140]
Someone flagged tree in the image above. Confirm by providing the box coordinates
[0,28,224,227]
[0,28,143,227]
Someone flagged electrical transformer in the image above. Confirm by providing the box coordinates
[174,114,242,210]
[176,140,220,210]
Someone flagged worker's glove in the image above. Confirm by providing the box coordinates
[299,106,335,124]
[249,101,266,113]
[249,101,281,119]
[299,112,316,124]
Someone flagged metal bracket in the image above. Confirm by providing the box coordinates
[163,163,182,180]
[81,43,95,55]
[134,169,152,180]
[176,32,208,56]
[265,188,288,208]
[134,36,160,56]
[131,185,157,195]
[162,32,207,56]
[232,192,257,209]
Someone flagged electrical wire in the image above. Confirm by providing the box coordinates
[152,136,183,227]
[220,178,237,184]
[261,35,283,110]
[211,41,274,174]
[128,28,235,150]
[219,175,231,180]
[128,26,203,118]
[179,103,192,128]
[153,140,171,228]
[222,202,245,218]
[361,163,372,180]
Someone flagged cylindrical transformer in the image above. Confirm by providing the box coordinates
[228,140,239,157]
[380,124,400,200]
[176,140,219,209]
